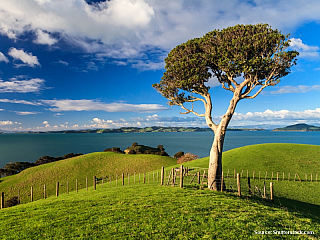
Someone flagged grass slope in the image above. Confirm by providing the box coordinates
[0,152,176,203]
[178,143,320,219]
[0,183,318,239]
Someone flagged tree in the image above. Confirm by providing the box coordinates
[153,24,299,191]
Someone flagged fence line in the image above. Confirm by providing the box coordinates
[1,166,318,209]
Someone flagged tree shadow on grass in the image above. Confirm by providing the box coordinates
[274,196,320,223]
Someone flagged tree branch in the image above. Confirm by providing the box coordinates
[179,103,205,117]
[243,84,268,99]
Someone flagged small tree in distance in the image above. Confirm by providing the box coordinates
[153,24,299,191]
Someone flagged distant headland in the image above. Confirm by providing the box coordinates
[13,126,266,134]
[272,123,320,132]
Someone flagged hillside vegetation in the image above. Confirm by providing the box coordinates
[0,152,176,203]
[0,183,318,239]
[0,143,320,238]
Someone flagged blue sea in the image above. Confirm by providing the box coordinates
[1,131,320,168]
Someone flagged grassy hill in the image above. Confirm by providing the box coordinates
[1,143,320,238]
[0,152,176,203]
[177,143,320,218]
[0,182,318,239]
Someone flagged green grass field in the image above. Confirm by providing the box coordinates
[0,143,319,239]
[0,152,176,203]
[0,183,318,239]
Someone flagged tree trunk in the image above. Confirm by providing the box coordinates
[208,127,225,190]
[207,90,241,190]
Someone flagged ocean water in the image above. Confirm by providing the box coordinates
[1,131,320,168]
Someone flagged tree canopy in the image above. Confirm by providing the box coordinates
[153,23,299,190]
[153,23,298,126]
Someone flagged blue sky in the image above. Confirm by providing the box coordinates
[1,0,320,132]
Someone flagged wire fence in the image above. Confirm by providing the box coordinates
[1,165,318,209]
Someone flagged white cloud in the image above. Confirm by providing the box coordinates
[0,120,13,125]
[14,111,39,115]
[289,38,320,58]
[42,121,49,124]
[8,48,41,67]
[2,0,320,69]
[34,29,58,45]
[0,98,42,105]
[41,99,169,112]
[55,60,69,66]
[233,108,320,122]
[0,120,21,125]
[270,85,320,94]
[0,52,9,63]
[0,78,45,93]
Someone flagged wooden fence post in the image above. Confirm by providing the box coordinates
[180,165,183,188]
[161,167,164,185]
[253,171,255,180]
[237,174,241,196]
[311,174,313,182]
[263,181,266,199]
[277,172,279,181]
[44,184,46,199]
[197,172,200,184]
[221,171,224,192]
[31,186,34,202]
[288,173,290,181]
[76,179,78,193]
[122,173,124,186]
[305,173,307,182]
[171,168,175,186]
[248,177,251,195]
[56,182,59,197]
[270,182,274,202]
[1,192,4,209]
[200,170,206,189]
[94,176,97,190]
[128,173,130,185]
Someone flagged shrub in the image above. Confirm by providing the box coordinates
[157,145,165,151]
[177,152,198,164]
[103,147,124,154]
[174,151,184,159]
[132,142,138,147]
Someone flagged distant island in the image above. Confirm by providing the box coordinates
[273,123,320,132]
[14,126,266,134]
